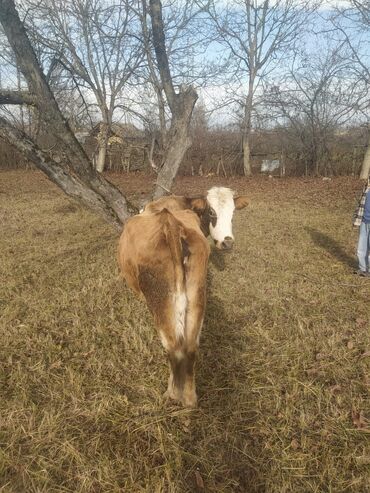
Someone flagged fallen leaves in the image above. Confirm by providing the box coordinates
[355,318,368,328]
[329,384,341,394]
[195,469,204,489]
[181,417,191,433]
[290,438,300,450]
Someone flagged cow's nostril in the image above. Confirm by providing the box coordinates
[222,237,234,249]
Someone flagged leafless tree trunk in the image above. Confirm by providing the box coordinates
[95,121,111,173]
[140,0,167,148]
[350,1,370,178]
[243,73,256,176]
[96,142,108,173]
[149,0,198,198]
[0,0,135,229]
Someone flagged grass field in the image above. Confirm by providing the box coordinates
[0,170,369,493]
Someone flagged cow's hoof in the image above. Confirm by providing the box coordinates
[163,387,181,404]
[182,392,198,408]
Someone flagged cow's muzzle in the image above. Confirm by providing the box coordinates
[215,236,234,251]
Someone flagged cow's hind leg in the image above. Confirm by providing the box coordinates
[154,302,188,404]
[155,321,187,404]
[180,288,205,408]
[166,347,200,407]
[165,348,187,403]
[138,268,185,403]
[182,349,197,407]
[180,235,209,408]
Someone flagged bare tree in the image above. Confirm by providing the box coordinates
[262,39,368,176]
[0,0,203,225]
[206,0,318,176]
[148,0,198,198]
[351,1,370,26]
[0,0,135,229]
[331,1,370,178]
[23,0,143,172]
[138,0,211,154]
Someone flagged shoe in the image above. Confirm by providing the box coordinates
[354,269,370,277]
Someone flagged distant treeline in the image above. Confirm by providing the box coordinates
[0,124,367,177]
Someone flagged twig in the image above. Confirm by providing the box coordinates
[296,272,363,288]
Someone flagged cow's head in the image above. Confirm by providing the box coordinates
[190,187,249,250]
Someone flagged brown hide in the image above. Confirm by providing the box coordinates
[119,188,248,406]
[118,207,210,407]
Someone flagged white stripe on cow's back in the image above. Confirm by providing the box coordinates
[174,291,187,341]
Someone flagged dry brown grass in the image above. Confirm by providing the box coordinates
[0,170,369,492]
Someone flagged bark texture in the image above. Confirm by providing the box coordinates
[95,122,111,173]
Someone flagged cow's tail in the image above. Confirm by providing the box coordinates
[159,209,187,341]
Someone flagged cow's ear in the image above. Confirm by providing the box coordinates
[234,196,249,210]
[189,197,207,213]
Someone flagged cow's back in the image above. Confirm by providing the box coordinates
[118,212,176,299]
[118,207,209,320]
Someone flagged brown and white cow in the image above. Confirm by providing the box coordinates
[118,187,248,407]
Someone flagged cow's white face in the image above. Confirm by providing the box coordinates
[207,187,235,250]
[206,187,248,251]
[187,187,249,250]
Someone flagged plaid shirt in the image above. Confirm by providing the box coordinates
[353,178,370,227]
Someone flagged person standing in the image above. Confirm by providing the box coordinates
[353,176,370,276]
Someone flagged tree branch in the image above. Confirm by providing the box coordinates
[0,90,37,106]
[149,0,177,111]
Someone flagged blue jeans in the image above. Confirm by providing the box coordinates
[357,222,370,272]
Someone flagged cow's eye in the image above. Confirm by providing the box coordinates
[209,208,217,218]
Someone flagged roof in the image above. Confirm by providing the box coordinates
[90,122,144,140]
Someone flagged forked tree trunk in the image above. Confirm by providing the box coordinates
[0,0,134,228]
[0,117,136,229]
[153,87,197,199]
[1,0,194,223]
[155,86,167,148]
[149,0,198,198]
